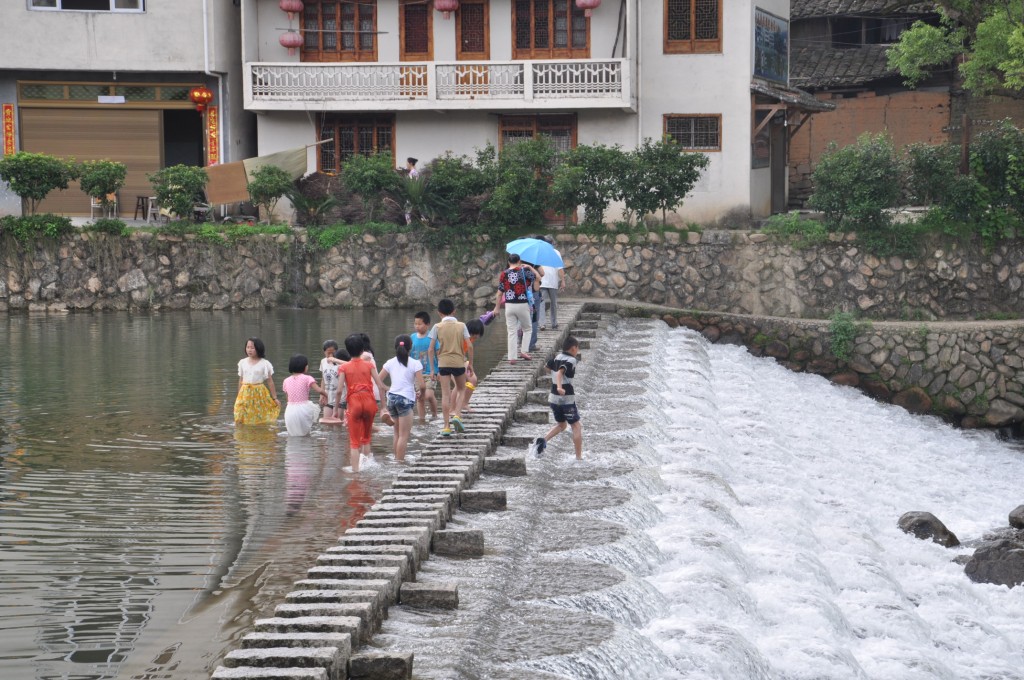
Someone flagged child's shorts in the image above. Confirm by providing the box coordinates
[438,366,465,377]
[550,402,580,424]
[387,393,416,418]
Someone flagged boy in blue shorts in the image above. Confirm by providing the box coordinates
[410,311,438,422]
[532,336,583,460]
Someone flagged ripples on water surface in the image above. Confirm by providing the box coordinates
[0,309,506,680]
[370,317,1024,680]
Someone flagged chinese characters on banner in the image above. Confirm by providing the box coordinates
[2,104,15,156]
[206,106,219,166]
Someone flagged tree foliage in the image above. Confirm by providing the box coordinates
[79,159,127,212]
[341,152,402,221]
[0,151,79,215]
[888,1,1024,94]
[148,165,209,222]
[622,137,709,227]
[246,164,294,224]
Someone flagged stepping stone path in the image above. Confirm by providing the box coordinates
[212,304,591,680]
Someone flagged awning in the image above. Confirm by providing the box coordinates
[751,80,836,113]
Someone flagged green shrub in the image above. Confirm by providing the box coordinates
[809,133,902,232]
[148,165,209,222]
[621,137,709,228]
[224,223,291,242]
[0,152,79,215]
[342,152,402,221]
[972,120,1024,219]
[307,221,403,251]
[424,152,492,226]
[550,143,628,226]
[828,310,869,362]
[86,218,130,236]
[483,138,557,235]
[79,159,127,213]
[0,213,75,242]
[247,164,294,224]
[904,142,960,205]
[761,211,828,248]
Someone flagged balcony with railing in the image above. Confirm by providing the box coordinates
[245,59,634,111]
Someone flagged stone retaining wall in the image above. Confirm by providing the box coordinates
[2,230,1023,320]
[599,302,1024,430]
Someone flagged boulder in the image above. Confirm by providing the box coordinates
[764,340,790,360]
[898,511,960,548]
[701,325,721,342]
[662,314,679,328]
[892,387,933,415]
[964,537,1024,588]
[1010,505,1024,530]
[829,370,860,387]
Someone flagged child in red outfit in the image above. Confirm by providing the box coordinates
[337,333,387,472]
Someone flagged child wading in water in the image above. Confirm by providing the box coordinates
[234,337,279,425]
[337,333,387,471]
[379,334,425,462]
[410,311,438,422]
[282,354,327,436]
[532,336,584,460]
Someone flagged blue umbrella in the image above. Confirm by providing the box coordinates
[506,238,564,268]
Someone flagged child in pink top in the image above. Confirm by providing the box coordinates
[282,354,327,436]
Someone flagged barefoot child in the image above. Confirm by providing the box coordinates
[410,311,438,422]
[234,337,279,425]
[427,298,472,437]
[380,334,424,462]
[532,336,583,460]
[337,334,388,471]
[454,318,485,416]
[319,340,343,424]
[282,354,328,436]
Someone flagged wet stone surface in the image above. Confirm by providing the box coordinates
[535,517,629,553]
[538,486,633,513]
[511,559,625,600]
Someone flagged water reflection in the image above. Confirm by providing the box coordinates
[0,308,505,680]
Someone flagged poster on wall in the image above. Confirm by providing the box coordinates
[2,104,15,156]
[752,110,771,169]
[754,8,789,85]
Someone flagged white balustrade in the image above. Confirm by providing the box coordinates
[246,59,631,110]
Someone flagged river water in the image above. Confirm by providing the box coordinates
[0,308,507,680]
[370,316,1024,680]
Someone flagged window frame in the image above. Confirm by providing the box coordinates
[29,0,145,11]
[512,0,590,60]
[663,114,722,152]
[498,113,578,151]
[664,0,722,54]
[317,113,395,174]
[302,0,378,63]
[399,0,433,61]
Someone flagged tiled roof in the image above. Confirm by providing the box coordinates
[790,44,899,88]
[750,81,837,112]
[792,0,936,20]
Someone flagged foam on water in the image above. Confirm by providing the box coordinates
[645,326,1024,680]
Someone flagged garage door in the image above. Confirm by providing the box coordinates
[20,108,162,217]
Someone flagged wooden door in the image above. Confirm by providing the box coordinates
[456,0,489,95]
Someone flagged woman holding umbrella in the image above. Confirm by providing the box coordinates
[492,252,537,364]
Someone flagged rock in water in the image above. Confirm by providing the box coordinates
[1009,505,1024,530]
[897,511,960,548]
[964,538,1024,588]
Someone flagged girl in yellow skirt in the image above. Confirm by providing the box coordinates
[234,337,280,425]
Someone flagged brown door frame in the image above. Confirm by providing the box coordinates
[457,0,490,61]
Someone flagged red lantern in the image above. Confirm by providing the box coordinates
[279,0,303,22]
[575,0,600,17]
[189,85,214,112]
[279,31,303,56]
[435,0,459,20]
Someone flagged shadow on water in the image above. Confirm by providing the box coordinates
[0,308,506,680]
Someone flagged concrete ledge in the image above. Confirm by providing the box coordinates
[348,652,413,680]
[241,632,351,653]
[432,529,485,557]
[253,616,363,647]
[335,532,431,561]
[284,590,386,621]
[295,577,399,606]
[315,553,414,582]
[212,667,327,680]
[483,457,527,477]
[514,409,550,424]
[360,509,445,530]
[460,489,507,512]
[274,602,378,634]
[399,582,459,609]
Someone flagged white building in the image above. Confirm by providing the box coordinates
[0,0,254,217]
[242,0,830,223]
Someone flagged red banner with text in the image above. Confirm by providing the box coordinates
[206,106,219,166]
[2,104,15,156]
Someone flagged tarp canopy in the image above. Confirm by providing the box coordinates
[204,145,310,205]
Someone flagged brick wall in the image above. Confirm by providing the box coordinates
[788,90,951,207]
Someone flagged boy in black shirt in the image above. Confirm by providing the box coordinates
[532,336,583,460]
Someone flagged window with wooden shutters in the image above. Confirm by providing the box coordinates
[665,0,722,54]
[302,1,377,62]
[317,114,394,173]
[513,0,588,59]
[400,0,432,61]
[664,114,721,151]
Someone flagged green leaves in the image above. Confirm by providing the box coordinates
[0,152,79,215]
[246,165,294,224]
[147,165,209,223]
[79,160,127,206]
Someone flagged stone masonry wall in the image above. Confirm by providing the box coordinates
[2,230,1023,321]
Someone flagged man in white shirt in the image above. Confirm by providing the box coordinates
[539,254,564,330]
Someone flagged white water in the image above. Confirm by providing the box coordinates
[646,329,1024,680]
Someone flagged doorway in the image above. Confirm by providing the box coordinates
[163,109,203,168]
